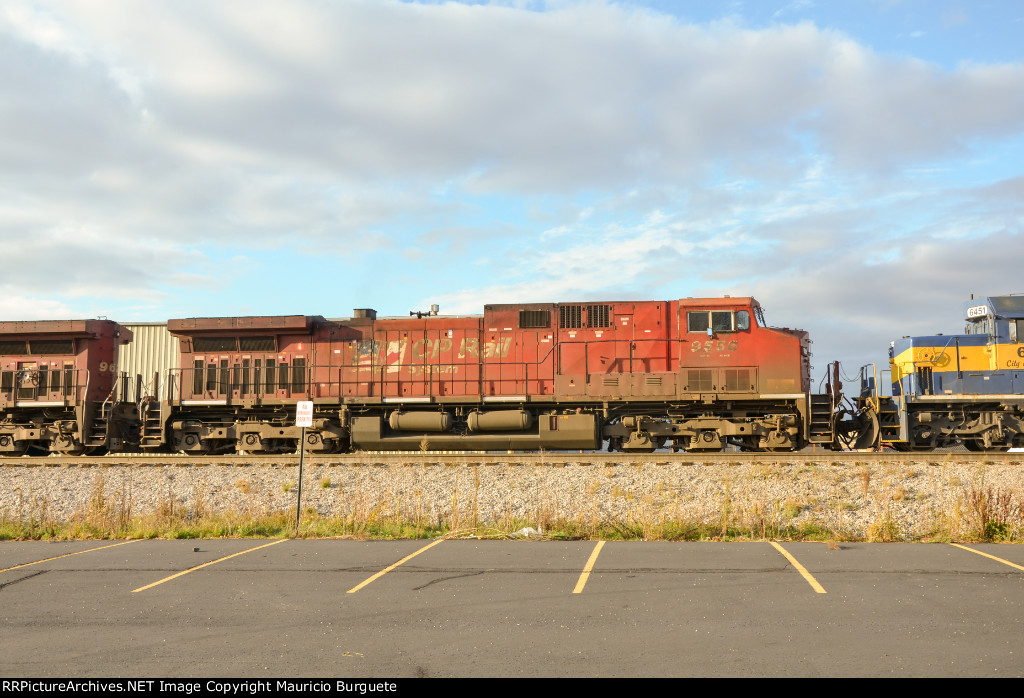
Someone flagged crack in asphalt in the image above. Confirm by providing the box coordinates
[413,571,486,590]
[0,570,46,590]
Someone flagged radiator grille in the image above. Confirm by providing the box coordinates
[239,336,276,352]
[687,369,714,392]
[723,369,751,391]
[195,337,237,352]
[30,340,74,355]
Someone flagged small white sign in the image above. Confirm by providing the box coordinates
[296,400,314,428]
[966,304,989,319]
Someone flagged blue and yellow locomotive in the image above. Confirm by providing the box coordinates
[857,294,1024,451]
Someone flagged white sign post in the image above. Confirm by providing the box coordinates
[295,401,314,532]
[296,400,314,428]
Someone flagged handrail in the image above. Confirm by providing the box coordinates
[164,335,707,403]
[2,367,88,405]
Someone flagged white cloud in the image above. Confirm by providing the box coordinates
[9,1,1021,193]
[0,296,77,320]
[0,0,1021,378]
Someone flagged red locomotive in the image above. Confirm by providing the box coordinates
[136,296,826,454]
[0,320,137,455]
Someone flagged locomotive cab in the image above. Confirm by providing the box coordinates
[661,297,810,452]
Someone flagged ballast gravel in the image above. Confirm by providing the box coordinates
[2,456,1024,540]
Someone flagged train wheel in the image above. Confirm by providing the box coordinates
[236,433,265,455]
[304,431,325,452]
[56,445,86,456]
[622,431,656,452]
[51,435,85,456]
[963,438,1009,452]
[0,434,27,456]
[759,430,793,452]
[174,432,211,455]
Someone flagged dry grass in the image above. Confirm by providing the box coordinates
[858,466,871,495]
[2,461,1024,543]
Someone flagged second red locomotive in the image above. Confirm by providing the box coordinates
[0,320,137,455]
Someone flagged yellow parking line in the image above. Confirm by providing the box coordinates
[572,540,605,594]
[347,538,447,593]
[0,539,140,574]
[950,543,1024,571]
[132,539,287,592]
[769,541,827,594]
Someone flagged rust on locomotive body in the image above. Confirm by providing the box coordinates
[137,297,821,455]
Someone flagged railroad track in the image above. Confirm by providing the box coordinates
[2,450,1021,467]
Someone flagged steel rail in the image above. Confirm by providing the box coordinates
[1,450,1020,467]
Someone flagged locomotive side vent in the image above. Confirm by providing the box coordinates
[30,340,74,355]
[559,305,583,329]
[587,304,611,328]
[0,341,28,355]
[195,337,238,352]
[239,336,275,352]
[519,310,551,329]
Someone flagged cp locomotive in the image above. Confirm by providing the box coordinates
[0,320,138,455]
[1,293,1021,455]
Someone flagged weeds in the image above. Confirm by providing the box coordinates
[964,486,1021,541]
[3,461,1023,543]
[858,466,871,495]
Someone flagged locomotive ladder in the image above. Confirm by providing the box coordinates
[876,397,903,447]
[139,402,164,448]
[806,394,835,444]
[85,403,109,446]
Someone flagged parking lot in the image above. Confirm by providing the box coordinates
[2,539,1023,677]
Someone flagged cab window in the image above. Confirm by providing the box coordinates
[687,310,750,333]
[967,318,991,336]
[687,312,709,333]
[711,311,733,332]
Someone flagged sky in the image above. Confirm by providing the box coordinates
[2,0,1023,387]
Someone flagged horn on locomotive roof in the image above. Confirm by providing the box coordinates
[409,304,440,319]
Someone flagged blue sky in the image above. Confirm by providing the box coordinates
[1,0,1022,379]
